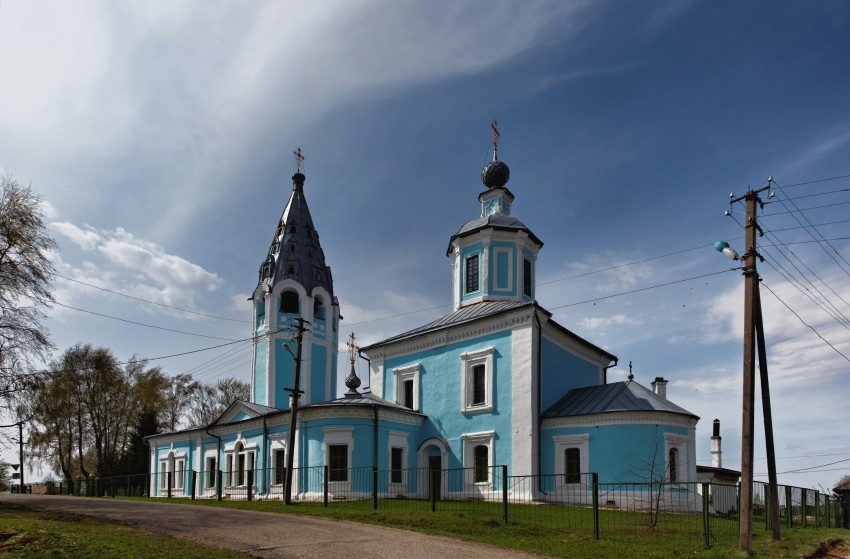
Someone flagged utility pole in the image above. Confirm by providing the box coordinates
[730,184,780,552]
[283,317,307,505]
[19,422,24,492]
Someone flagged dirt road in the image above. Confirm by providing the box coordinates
[1,494,546,559]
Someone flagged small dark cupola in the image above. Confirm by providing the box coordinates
[344,333,362,398]
[446,121,543,310]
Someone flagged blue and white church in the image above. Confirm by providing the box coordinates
[148,138,700,505]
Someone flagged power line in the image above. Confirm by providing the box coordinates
[761,199,850,217]
[53,301,240,341]
[768,172,850,189]
[55,273,249,323]
[761,282,850,363]
[781,186,850,201]
[547,268,738,310]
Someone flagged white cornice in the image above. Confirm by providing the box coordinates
[364,305,536,360]
[542,410,698,430]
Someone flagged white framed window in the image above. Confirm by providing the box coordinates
[664,433,688,484]
[272,443,287,485]
[205,453,217,489]
[323,427,354,490]
[553,434,590,487]
[159,458,168,490]
[460,347,495,414]
[461,431,495,487]
[224,440,257,487]
[393,364,420,411]
[387,431,409,488]
[175,458,185,490]
[464,253,481,295]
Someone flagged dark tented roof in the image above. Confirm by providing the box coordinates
[256,172,334,297]
[446,214,543,255]
[361,301,531,349]
[543,380,698,419]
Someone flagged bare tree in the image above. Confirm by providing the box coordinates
[187,377,251,428]
[0,176,56,388]
[161,374,199,432]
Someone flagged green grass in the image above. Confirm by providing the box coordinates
[121,496,848,558]
[0,501,249,559]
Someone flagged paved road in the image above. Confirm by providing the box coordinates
[1,494,547,559]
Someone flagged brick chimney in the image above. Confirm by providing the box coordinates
[711,419,722,468]
[651,376,668,400]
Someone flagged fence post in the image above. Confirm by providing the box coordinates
[786,486,792,528]
[110,477,115,498]
[191,471,197,500]
[430,469,438,513]
[826,496,831,528]
[372,467,378,510]
[247,470,254,502]
[502,465,508,525]
[702,483,711,549]
[324,465,329,507]
[815,492,820,527]
[167,472,172,498]
[801,489,808,528]
[592,473,600,541]
[216,470,222,501]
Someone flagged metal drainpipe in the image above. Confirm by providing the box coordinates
[603,359,619,385]
[262,414,269,494]
[357,350,372,392]
[372,405,379,470]
[534,307,544,494]
[205,426,222,489]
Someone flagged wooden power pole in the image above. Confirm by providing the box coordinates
[732,184,780,552]
[283,317,307,505]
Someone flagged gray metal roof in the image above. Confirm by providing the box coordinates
[361,301,532,349]
[256,172,334,297]
[446,214,543,255]
[543,380,698,419]
[237,400,280,416]
[302,389,425,415]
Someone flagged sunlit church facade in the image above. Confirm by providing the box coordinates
[147,137,699,504]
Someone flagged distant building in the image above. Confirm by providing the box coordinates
[697,419,740,514]
[147,134,700,506]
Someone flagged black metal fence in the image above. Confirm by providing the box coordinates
[55,467,847,548]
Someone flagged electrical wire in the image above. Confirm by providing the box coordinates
[53,301,241,341]
[54,273,249,323]
[768,172,850,189]
[761,282,850,363]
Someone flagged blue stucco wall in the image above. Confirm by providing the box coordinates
[540,337,600,411]
[541,422,689,482]
[310,344,328,403]
[383,330,513,471]
[252,340,267,406]
[274,343,296,409]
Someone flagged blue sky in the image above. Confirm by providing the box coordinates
[1,1,849,491]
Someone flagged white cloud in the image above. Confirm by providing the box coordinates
[578,313,640,329]
[51,222,102,251]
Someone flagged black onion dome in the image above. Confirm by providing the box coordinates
[481,160,510,188]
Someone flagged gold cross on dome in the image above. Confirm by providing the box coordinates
[491,120,500,160]
[294,147,304,173]
[347,332,358,365]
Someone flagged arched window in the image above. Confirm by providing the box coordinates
[286,265,295,275]
[473,445,488,483]
[668,447,679,483]
[314,296,325,320]
[281,291,299,314]
[289,224,297,233]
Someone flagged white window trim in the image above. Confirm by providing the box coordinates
[270,438,287,486]
[553,434,590,487]
[204,449,218,491]
[387,431,409,489]
[461,430,495,487]
[224,438,258,488]
[463,252,482,296]
[492,247,513,293]
[323,427,354,490]
[664,433,689,484]
[460,347,495,414]
[393,364,420,411]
